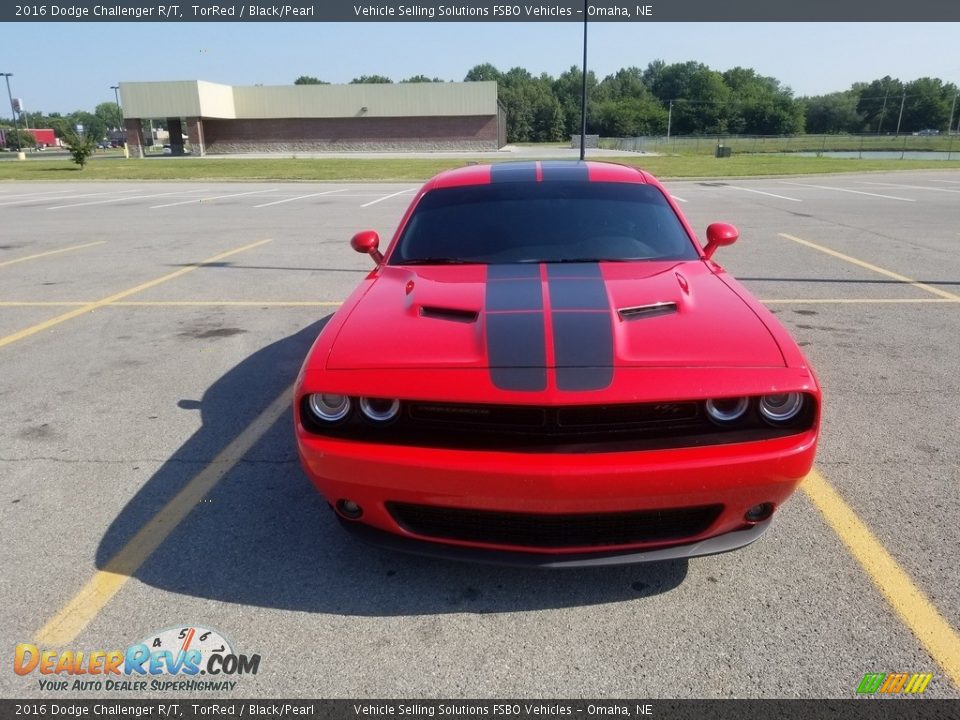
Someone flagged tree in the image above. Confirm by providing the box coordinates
[722,68,804,135]
[350,75,393,84]
[901,77,955,132]
[294,76,329,85]
[464,63,502,82]
[60,127,98,169]
[803,92,862,133]
[553,65,600,136]
[401,75,444,83]
[857,77,903,133]
[95,102,123,132]
[2,128,36,150]
[68,110,107,143]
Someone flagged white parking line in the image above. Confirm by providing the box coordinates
[254,189,347,208]
[0,190,142,208]
[780,181,915,202]
[729,186,802,202]
[0,188,102,200]
[151,189,279,209]
[855,181,960,194]
[670,195,688,203]
[48,190,203,210]
[360,188,416,208]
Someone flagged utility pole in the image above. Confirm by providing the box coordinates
[895,89,906,135]
[877,90,888,134]
[666,100,673,140]
[950,93,958,136]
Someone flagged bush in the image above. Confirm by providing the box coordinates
[59,128,98,168]
[3,128,36,150]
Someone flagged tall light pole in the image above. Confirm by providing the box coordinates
[578,0,588,161]
[666,100,673,140]
[1,72,22,152]
[110,85,122,134]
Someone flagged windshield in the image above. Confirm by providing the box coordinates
[390,181,698,265]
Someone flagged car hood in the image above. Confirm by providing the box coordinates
[326,262,784,374]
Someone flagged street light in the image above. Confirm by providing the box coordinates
[110,85,123,136]
[1,72,22,152]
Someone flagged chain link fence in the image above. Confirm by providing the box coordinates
[607,133,959,160]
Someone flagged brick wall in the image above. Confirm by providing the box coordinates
[200,115,500,153]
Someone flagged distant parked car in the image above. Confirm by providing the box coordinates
[916,129,940,136]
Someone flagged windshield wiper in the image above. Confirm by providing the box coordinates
[396,257,472,265]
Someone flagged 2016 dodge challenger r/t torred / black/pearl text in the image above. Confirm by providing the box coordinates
[294,160,821,567]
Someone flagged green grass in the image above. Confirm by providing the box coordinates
[0,154,958,183]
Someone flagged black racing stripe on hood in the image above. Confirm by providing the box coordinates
[487,263,540,280]
[547,263,614,391]
[490,162,538,183]
[552,313,614,391]
[486,264,547,391]
[486,278,544,312]
[540,161,590,182]
[487,312,547,391]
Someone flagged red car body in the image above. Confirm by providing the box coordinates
[294,161,820,566]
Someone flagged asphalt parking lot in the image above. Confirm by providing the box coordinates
[1,169,958,699]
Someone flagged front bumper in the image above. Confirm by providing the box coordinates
[296,428,817,560]
[339,515,773,567]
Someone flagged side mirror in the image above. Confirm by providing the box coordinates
[703,223,739,258]
[351,230,384,265]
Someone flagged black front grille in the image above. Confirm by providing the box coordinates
[387,502,723,549]
[407,400,700,436]
[300,396,816,453]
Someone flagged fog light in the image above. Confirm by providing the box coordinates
[336,499,363,520]
[307,393,351,423]
[744,503,774,522]
[705,397,749,424]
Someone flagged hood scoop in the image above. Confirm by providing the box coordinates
[617,301,678,321]
[419,306,480,323]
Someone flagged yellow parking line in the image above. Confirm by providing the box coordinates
[803,469,960,688]
[35,387,293,646]
[0,240,272,350]
[0,241,106,269]
[761,298,958,305]
[779,233,960,301]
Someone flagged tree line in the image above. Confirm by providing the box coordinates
[7,65,957,149]
[300,63,960,142]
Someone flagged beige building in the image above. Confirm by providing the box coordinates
[118,80,506,156]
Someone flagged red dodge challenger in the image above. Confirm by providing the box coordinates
[294,161,820,566]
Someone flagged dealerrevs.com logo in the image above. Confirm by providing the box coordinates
[14,625,260,692]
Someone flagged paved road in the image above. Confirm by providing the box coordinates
[1,170,958,699]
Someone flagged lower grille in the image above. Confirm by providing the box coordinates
[387,502,723,549]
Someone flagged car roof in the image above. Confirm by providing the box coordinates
[423,160,658,192]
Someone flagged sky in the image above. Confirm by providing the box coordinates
[3,22,959,114]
